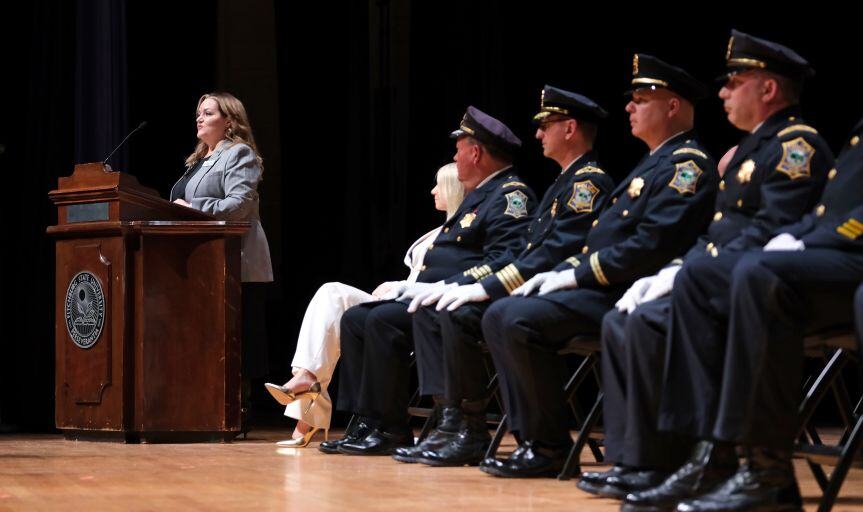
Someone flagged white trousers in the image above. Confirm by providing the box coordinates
[285,282,375,429]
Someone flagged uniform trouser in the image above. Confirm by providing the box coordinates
[286,282,375,429]
[336,300,414,428]
[481,296,599,446]
[413,303,490,403]
[658,250,863,451]
[602,299,692,470]
[716,250,863,451]
[856,284,863,348]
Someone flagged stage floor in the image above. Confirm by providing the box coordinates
[1,429,862,511]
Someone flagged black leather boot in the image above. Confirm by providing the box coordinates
[393,403,463,463]
[418,398,490,467]
[676,447,802,512]
[621,440,739,512]
[597,468,670,499]
[318,417,377,454]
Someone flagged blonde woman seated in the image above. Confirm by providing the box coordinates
[265,163,464,447]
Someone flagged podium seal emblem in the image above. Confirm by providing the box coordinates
[65,271,105,349]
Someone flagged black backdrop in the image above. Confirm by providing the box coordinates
[2,1,860,430]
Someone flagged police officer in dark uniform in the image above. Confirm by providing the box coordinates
[585,31,836,502]
[393,87,614,467]
[478,55,718,478]
[662,119,863,512]
[320,106,536,455]
[621,31,836,512]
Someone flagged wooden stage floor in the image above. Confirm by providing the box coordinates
[1,429,862,511]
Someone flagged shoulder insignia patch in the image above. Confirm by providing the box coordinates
[567,180,600,213]
[502,181,527,188]
[836,218,863,240]
[668,160,703,194]
[673,147,708,159]
[575,166,605,175]
[459,212,477,228]
[776,137,815,179]
[777,124,818,138]
[628,177,645,198]
[504,190,529,218]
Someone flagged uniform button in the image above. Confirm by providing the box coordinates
[706,242,715,251]
[713,211,723,222]
[719,180,725,191]
[456,235,462,242]
[736,199,743,207]
[420,265,427,271]
[622,210,629,217]
[816,204,826,217]
[612,197,618,204]
[444,227,450,233]
[526,242,532,250]
[710,247,719,257]
[828,168,838,180]
[427,243,434,250]
[591,219,599,227]
[789,116,796,121]
[852,135,860,147]
[582,246,589,254]
[537,217,542,223]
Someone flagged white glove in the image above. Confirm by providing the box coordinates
[538,269,578,295]
[512,271,555,296]
[436,283,490,311]
[395,281,442,302]
[380,281,408,300]
[406,282,456,312]
[764,233,805,252]
[615,275,657,313]
[640,265,681,304]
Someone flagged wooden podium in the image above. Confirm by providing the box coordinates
[47,163,249,442]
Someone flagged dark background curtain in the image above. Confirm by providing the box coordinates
[2,1,860,430]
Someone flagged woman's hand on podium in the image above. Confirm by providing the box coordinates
[173,198,192,207]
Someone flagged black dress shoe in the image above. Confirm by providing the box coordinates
[417,411,490,467]
[676,447,801,512]
[318,419,376,454]
[597,469,669,499]
[621,441,738,512]
[478,440,571,478]
[337,428,413,456]
[577,464,633,495]
[393,406,462,463]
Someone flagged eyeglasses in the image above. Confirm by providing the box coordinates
[538,117,569,131]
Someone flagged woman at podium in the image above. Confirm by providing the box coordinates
[264,163,464,447]
[170,92,273,417]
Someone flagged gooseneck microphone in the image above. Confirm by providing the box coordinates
[102,121,148,166]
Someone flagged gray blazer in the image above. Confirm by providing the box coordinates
[171,141,273,283]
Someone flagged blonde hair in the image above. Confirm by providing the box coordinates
[436,163,464,219]
[185,92,264,171]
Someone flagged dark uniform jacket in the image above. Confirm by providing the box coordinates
[479,151,615,300]
[795,117,863,252]
[680,107,833,262]
[416,167,536,284]
[544,131,717,322]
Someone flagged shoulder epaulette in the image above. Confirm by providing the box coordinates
[673,147,708,159]
[502,181,527,188]
[777,124,818,137]
[575,166,605,175]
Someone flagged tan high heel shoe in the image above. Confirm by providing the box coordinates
[276,427,329,448]
[264,381,322,407]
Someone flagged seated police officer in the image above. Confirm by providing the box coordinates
[392,86,614,466]
[478,54,718,478]
[654,119,863,512]
[319,107,536,455]
[583,30,836,502]
[620,31,836,512]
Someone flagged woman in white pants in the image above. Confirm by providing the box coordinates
[266,163,464,447]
